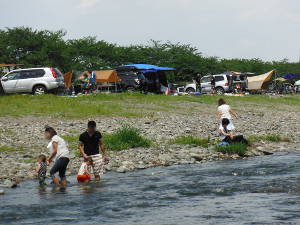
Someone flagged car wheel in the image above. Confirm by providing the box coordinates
[33,85,47,95]
[186,87,195,93]
[216,87,225,95]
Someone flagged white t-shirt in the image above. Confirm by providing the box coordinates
[218,104,232,120]
[78,162,91,175]
[47,135,69,161]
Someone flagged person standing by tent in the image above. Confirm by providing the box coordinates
[79,121,109,181]
[217,98,238,131]
[89,71,97,92]
[82,73,90,94]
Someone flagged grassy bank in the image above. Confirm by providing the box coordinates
[62,125,152,153]
[215,143,248,156]
[0,93,299,119]
[169,136,211,147]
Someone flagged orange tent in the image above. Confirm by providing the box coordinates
[94,70,121,82]
[63,72,73,88]
[78,70,121,83]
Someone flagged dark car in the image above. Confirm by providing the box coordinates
[116,64,173,93]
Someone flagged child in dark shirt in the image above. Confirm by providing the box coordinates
[36,154,47,186]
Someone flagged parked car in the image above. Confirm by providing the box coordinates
[185,74,231,94]
[0,67,65,95]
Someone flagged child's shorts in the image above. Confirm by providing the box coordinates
[77,174,91,183]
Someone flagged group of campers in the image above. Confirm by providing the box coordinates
[35,99,248,186]
[36,121,108,186]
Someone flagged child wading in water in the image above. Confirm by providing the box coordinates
[77,158,92,184]
[217,98,238,130]
[36,154,47,186]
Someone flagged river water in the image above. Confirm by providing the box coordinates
[1,151,300,225]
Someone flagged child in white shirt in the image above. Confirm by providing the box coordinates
[77,158,92,184]
[217,98,238,130]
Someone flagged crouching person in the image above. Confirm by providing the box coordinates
[45,127,70,186]
[219,118,248,145]
[79,121,109,182]
[77,158,92,184]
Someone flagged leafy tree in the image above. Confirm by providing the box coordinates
[1,27,299,81]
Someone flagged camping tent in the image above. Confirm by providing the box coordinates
[63,72,73,88]
[0,64,23,67]
[77,70,120,82]
[247,70,275,90]
[94,70,120,82]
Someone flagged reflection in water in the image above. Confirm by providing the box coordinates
[1,151,300,225]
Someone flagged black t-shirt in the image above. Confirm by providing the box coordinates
[79,131,102,156]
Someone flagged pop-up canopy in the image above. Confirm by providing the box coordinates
[120,64,175,71]
[247,70,275,90]
[283,73,300,80]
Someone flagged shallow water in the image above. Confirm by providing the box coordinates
[1,151,300,225]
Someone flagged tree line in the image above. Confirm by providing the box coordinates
[0,27,299,81]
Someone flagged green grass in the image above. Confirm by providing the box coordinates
[169,136,211,147]
[248,134,291,144]
[62,135,79,150]
[215,143,248,156]
[0,145,19,152]
[0,128,15,135]
[0,93,298,119]
[62,125,152,152]
[104,125,152,151]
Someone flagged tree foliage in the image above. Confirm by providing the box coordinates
[0,27,299,81]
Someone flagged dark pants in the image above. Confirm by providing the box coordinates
[224,135,248,145]
[50,157,70,180]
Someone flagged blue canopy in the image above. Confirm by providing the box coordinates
[283,73,300,80]
[123,64,175,71]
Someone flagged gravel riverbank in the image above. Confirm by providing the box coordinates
[0,99,299,187]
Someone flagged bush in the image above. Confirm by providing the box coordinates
[248,134,290,144]
[104,125,152,151]
[215,143,248,156]
[169,136,211,147]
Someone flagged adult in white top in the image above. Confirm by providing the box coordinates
[45,127,70,186]
[217,98,238,130]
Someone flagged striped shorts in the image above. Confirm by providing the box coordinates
[90,154,104,176]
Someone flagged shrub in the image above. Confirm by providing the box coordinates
[169,136,211,147]
[215,143,248,156]
[104,125,152,151]
[248,135,290,144]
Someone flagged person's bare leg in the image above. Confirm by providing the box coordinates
[53,177,60,185]
[61,179,67,186]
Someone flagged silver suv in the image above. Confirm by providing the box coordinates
[0,67,65,95]
[185,74,230,94]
